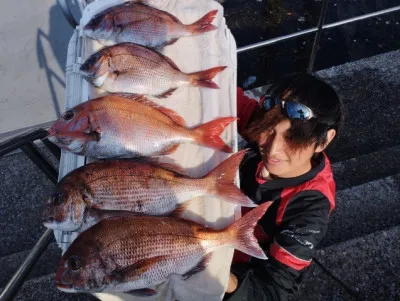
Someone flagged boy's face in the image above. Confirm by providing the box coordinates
[258,119,318,178]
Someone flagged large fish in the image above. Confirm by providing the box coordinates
[55,202,271,294]
[47,94,236,158]
[83,2,218,47]
[79,42,226,97]
[43,150,254,231]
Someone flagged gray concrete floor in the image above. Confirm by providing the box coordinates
[0,1,74,135]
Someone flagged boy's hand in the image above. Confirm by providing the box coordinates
[225,273,238,293]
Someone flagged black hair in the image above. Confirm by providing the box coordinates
[245,73,343,149]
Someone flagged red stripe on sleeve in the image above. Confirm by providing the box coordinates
[269,242,311,271]
[237,87,258,137]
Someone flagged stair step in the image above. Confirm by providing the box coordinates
[318,50,400,163]
[331,145,400,190]
[0,273,98,301]
[292,225,400,301]
[0,243,61,288]
[321,173,400,248]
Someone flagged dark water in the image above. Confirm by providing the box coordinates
[221,0,400,88]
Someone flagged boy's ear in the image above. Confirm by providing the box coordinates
[315,129,336,153]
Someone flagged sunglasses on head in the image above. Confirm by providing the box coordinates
[259,94,316,120]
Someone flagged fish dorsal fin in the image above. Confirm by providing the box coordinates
[158,9,182,24]
[157,88,177,98]
[126,95,186,127]
[116,43,181,72]
[110,256,169,282]
[181,254,212,280]
[126,1,183,25]
[155,51,181,71]
[154,161,188,176]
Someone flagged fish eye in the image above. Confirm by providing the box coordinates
[68,256,82,271]
[62,110,75,121]
[52,192,63,206]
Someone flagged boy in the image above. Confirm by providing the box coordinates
[224,73,343,301]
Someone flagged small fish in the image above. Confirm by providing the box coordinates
[79,42,226,97]
[43,150,254,231]
[55,202,271,294]
[83,2,218,47]
[47,94,236,158]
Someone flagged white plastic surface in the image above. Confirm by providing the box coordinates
[56,0,238,300]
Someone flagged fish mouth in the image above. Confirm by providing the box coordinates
[55,282,75,293]
[43,220,82,232]
[83,23,93,31]
[79,70,95,79]
[46,135,59,144]
[43,221,55,229]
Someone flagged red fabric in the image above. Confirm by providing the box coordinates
[312,154,336,212]
[275,186,300,226]
[237,87,258,137]
[275,153,336,226]
[269,242,311,271]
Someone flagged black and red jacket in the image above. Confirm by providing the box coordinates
[224,89,336,301]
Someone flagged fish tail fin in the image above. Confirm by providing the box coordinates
[187,10,218,34]
[206,149,255,207]
[189,66,227,89]
[226,202,272,259]
[192,117,237,153]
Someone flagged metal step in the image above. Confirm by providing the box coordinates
[1,273,98,301]
[292,225,400,301]
[319,50,400,164]
[332,145,400,190]
[0,243,60,288]
[0,150,56,258]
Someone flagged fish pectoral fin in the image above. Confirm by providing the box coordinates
[86,130,101,142]
[125,288,158,297]
[156,88,178,98]
[181,254,212,280]
[112,70,127,78]
[117,93,144,101]
[154,161,188,176]
[116,24,124,34]
[111,256,168,281]
[161,144,179,155]
[170,201,191,218]
[156,52,181,71]
[166,38,179,46]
